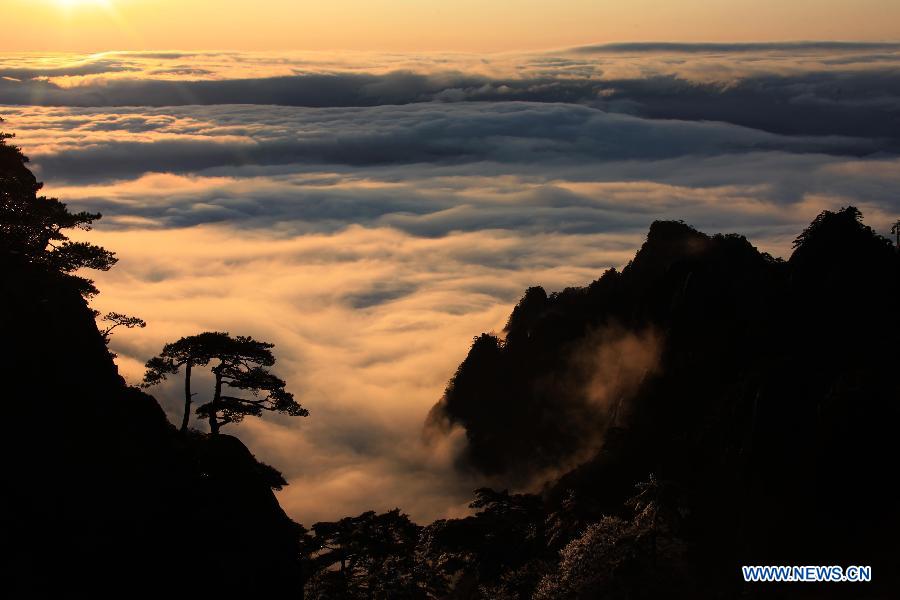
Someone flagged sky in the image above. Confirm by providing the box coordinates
[3,1,900,52]
[2,5,900,527]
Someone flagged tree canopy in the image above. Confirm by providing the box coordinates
[143,331,308,433]
[307,509,422,598]
[1,122,116,297]
[99,312,146,340]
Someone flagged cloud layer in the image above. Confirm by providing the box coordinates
[2,44,898,524]
[4,44,900,143]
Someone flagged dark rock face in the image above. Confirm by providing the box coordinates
[0,256,303,595]
[431,209,900,594]
[4,113,898,596]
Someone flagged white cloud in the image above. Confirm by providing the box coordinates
[3,44,898,524]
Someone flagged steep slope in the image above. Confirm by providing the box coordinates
[429,208,900,595]
[0,254,304,595]
[1,135,303,594]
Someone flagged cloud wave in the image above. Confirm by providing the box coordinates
[2,44,899,524]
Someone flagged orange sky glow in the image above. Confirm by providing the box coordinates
[4,0,900,53]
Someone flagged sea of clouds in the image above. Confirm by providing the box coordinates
[2,42,899,524]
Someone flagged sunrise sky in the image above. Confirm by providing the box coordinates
[3,1,900,526]
[5,0,900,52]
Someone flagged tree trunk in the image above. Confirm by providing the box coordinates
[210,365,222,435]
[180,360,193,433]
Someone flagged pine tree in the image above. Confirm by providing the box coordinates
[143,332,307,433]
[1,121,116,297]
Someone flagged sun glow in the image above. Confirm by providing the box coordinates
[55,0,111,8]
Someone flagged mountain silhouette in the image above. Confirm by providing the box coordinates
[4,120,898,596]
[428,208,900,597]
[1,128,303,596]
[1,251,305,595]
